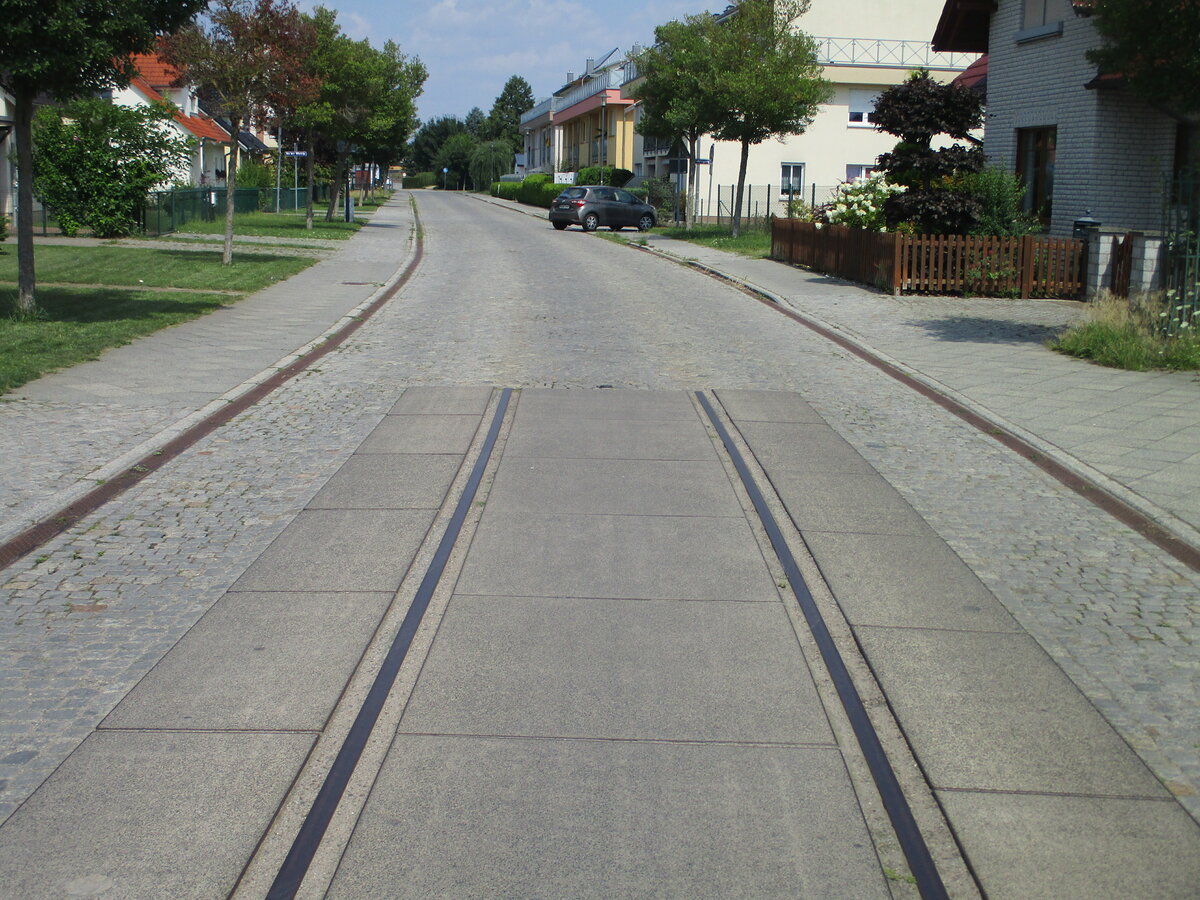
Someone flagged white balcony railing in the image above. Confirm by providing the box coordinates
[557,68,624,111]
[816,37,975,70]
[519,96,558,127]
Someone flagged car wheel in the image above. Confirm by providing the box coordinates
[582,212,599,232]
[638,214,655,232]
[552,221,568,230]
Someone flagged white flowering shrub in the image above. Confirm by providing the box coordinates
[826,174,905,232]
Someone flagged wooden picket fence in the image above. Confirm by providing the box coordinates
[771,220,1087,299]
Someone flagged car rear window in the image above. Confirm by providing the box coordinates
[561,188,586,199]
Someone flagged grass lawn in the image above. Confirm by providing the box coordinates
[655,224,773,258]
[0,287,231,393]
[172,208,362,240]
[0,244,318,393]
[0,246,315,294]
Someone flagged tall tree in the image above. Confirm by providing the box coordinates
[469,139,513,191]
[409,116,466,171]
[433,132,477,189]
[485,75,535,152]
[631,14,720,230]
[1086,0,1200,117]
[0,0,204,313]
[464,106,486,137]
[709,0,831,236]
[163,0,316,264]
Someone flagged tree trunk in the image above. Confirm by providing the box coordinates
[305,130,315,230]
[731,139,750,238]
[325,153,345,222]
[222,116,240,266]
[685,136,698,231]
[13,90,37,315]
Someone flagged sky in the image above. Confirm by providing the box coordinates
[295,0,719,124]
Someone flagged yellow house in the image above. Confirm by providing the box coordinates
[522,50,637,175]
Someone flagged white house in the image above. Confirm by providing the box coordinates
[112,54,233,187]
[933,0,1197,290]
[628,0,977,219]
[0,90,14,225]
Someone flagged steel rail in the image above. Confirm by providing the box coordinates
[696,391,950,900]
[265,387,513,900]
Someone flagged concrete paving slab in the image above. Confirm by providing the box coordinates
[456,511,777,601]
[326,735,889,899]
[307,454,462,509]
[486,457,743,518]
[388,385,494,415]
[232,508,435,592]
[0,730,313,899]
[855,627,1169,796]
[937,789,1200,899]
[516,388,699,420]
[504,415,718,460]
[357,413,481,454]
[772,472,937,536]
[398,595,833,744]
[737,420,878,474]
[101,591,391,730]
[716,389,826,423]
[802,531,1022,632]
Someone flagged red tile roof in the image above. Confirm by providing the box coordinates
[953,54,988,97]
[129,72,231,143]
[129,52,182,89]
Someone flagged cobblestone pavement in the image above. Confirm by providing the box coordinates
[1,192,1197,832]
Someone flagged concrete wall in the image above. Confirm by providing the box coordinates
[984,0,1177,237]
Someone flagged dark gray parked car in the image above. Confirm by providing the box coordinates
[549,185,657,232]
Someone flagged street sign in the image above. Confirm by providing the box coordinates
[284,151,307,157]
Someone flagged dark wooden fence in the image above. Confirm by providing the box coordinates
[771,220,1087,299]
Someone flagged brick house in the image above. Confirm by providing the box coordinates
[933,0,1198,291]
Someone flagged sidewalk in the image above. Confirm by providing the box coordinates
[0,200,418,546]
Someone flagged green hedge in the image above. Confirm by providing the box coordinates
[576,166,633,187]
[491,178,565,208]
[402,172,437,189]
[524,173,553,185]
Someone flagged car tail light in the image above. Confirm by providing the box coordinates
[571,200,584,207]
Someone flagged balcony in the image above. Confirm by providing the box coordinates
[519,96,558,127]
[557,68,625,112]
[815,37,976,71]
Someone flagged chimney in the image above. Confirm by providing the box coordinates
[567,71,575,82]
[585,58,594,76]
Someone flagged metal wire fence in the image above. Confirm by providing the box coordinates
[1162,172,1200,336]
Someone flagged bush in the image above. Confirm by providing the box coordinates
[32,97,193,237]
[826,175,904,231]
[517,180,564,207]
[492,181,521,200]
[402,171,438,189]
[0,215,6,242]
[576,166,633,187]
[524,173,553,185]
[957,167,1041,236]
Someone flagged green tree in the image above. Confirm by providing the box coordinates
[464,106,486,137]
[631,14,720,230]
[1087,0,1200,116]
[709,0,831,236]
[32,97,193,237]
[409,116,466,171]
[163,0,316,263]
[469,139,513,191]
[434,132,477,189]
[0,0,205,313]
[872,70,985,234]
[485,75,535,152]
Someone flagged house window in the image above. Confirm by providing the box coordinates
[846,164,877,181]
[848,89,879,127]
[1019,0,1063,39]
[781,162,805,194]
[1016,126,1056,227]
